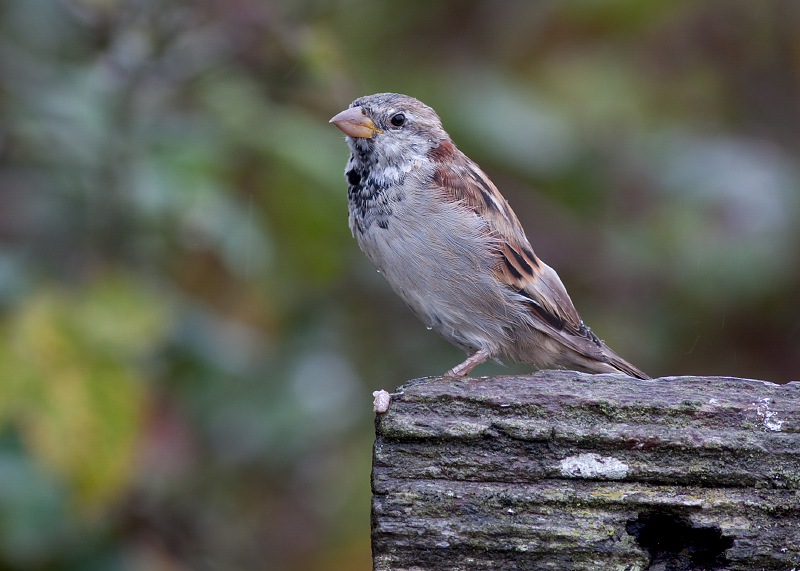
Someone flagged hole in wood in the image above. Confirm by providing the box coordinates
[626,512,734,570]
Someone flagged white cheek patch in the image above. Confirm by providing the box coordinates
[372,141,425,186]
[377,136,408,163]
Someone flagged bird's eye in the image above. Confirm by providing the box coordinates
[390,113,406,127]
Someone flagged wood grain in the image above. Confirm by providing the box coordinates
[371,371,800,570]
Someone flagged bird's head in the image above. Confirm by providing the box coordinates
[330,93,448,165]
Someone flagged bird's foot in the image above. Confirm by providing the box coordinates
[445,349,490,377]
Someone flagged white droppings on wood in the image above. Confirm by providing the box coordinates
[754,397,783,431]
[373,389,391,413]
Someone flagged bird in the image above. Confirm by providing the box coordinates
[329,93,648,380]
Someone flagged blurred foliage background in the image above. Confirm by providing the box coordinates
[0,0,798,569]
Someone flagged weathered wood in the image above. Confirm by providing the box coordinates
[371,371,800,571]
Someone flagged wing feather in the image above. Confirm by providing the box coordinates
[428,139,646,376]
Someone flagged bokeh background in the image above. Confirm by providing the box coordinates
[0,0,798,569]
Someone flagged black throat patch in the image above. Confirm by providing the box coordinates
[345,144,402,233]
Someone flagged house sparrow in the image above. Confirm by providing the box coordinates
[330,93,648,379]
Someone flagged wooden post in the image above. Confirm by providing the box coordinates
[371,371,800,571]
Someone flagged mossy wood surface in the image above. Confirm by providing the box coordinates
[371,372,800,571]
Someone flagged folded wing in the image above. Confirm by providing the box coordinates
[429,139,649,379]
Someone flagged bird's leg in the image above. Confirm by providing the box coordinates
[445,348,491,377]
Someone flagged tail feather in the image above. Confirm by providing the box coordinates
[603,347,650,380]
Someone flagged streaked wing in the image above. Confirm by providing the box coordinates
[429,139,613,362]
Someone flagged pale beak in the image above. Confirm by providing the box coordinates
[329,106,383,138]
